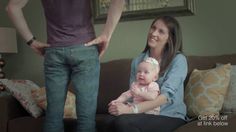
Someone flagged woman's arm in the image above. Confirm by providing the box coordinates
[129,59,137,85]
[108,94,167,116]
[135,94,167,113]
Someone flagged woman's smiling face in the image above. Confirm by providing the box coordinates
[147,19,169,51]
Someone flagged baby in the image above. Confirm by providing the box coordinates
[110,57,160,115]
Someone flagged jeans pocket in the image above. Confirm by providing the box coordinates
[72,45,99,61]
[44,48,64,67]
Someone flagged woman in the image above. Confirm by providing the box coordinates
[107,16,188,132]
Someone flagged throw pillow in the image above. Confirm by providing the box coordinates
[31,87,77,119]
[0,79,43,118]
[184,64,231,117]
[221,65,236,115]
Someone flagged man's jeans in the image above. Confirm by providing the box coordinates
[43,44,100,132]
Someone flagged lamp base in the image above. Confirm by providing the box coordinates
[0,83,5,91]
[0,57,6,79]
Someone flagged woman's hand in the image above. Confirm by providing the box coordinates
[108,102,132,116]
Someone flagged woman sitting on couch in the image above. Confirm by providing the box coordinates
[107,15,188,132]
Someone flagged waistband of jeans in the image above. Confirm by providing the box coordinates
[45,43,97,50]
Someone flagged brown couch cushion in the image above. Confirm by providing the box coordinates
[8,117,44,132]
[185,54,236,86]
[97,59,132,114]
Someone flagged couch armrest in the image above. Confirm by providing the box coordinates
[0,91,29,132]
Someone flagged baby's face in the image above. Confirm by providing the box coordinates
[136,62,158,85]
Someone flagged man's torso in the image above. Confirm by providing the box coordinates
[41,0,95,47]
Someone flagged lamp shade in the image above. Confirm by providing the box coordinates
[0,27,17,53]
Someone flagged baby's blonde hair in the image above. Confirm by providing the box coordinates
[143,57,160,74]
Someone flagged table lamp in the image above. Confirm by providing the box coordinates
[0,27,17,79]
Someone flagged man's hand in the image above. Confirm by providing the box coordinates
[85,34,110,59]
[30,40,50,56]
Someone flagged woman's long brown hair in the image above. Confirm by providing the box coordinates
[143,16,183,76]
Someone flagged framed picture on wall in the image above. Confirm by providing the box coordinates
[93,0,195,23]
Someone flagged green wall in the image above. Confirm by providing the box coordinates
[1,0,236,86]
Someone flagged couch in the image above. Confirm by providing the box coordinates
[1,54,236,132]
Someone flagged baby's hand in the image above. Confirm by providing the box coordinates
[131,88,141,96]
[109,100,120,106]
